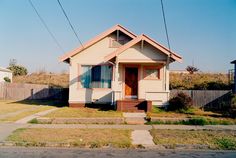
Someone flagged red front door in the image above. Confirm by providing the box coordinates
[125,67,138,98]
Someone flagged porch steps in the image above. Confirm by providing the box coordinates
[117,99,152,112]
[123,113,147,125]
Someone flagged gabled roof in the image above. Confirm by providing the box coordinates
[0,67,12,73]
[104,34,182,63]
[59,24,137,62]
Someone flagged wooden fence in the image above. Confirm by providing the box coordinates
[170,90,232,110]
[0,83,68,101]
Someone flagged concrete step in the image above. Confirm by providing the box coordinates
[123,113,147,125]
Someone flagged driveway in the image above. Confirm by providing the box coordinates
[0,147,236,158]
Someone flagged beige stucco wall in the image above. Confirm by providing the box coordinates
[118,42,167,61]
[68,34,170,106]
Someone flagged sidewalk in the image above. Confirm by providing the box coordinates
[14,108,57,124]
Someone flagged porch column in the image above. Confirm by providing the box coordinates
[112,57,120,104]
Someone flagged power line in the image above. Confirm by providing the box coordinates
[57,0,84,48]
[160,0,171,51]
[28,0,64,53]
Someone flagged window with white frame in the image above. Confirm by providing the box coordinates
[80,65,112,88]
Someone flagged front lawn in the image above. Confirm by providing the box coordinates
[150,129,236,150]
[0,100,33,115]
[148,106,221,118]
[0,106,53,122]
[0,100,54,122]
[45,107,123,118]
[146,107,236,125]
[7,128,131,148]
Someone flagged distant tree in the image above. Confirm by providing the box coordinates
[7,65,28,76]
[9,59,17,66]
[3,77,11,82]
[186,66,199,74]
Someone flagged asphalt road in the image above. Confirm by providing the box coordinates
[0,147,236,158]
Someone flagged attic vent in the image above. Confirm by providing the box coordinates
[110,39,125,48]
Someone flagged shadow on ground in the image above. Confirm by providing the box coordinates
[9,100,68,108]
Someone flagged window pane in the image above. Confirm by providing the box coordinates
[81,65,112,88]
[146,69,158,78]
[101,65,112,88]
[81,66,91,88]
[91,66,101,88]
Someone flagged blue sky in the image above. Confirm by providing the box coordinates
[0,0,235,73]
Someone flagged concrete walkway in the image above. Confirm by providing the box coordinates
[14,108,57,124]
[24,124,236,130]
[131,130,155,147]
[123,113,146,124]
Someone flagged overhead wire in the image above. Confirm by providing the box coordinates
[57,0,84,48]
[160,0,171,51]
[28,0,64,53]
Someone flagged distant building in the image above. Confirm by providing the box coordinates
[231,60,236,93]
[0,67,12,83]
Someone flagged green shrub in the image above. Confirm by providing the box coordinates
[182,117,208,125]
[8,65,28,76]
[28,118,38,124]
[3,77,11,82]
[168,92,193,111]
[215,138,236,150]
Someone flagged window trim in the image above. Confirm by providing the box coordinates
[143,66,161,80]
[78,64,113,89]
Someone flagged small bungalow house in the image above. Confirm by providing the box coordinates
[0,67,12,83]
[60,24,182,112]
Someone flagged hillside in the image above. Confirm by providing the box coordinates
[12,72,230,90]
[13,72,69,88]
[170,73,230,90]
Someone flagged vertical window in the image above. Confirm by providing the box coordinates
[81,65,91,88]
[81,65,112,88]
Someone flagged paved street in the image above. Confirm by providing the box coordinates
[0,147,236,158]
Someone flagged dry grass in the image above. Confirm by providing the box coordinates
[170,72,229,90]
[147,107,236,125]
[0,100,33,115]
[7,128,131,148]
[13,72,69,88]
[148,107,221,118]
[150,129,236,149]
[0,106,53,122]
[45,107,122,118]
[0,100,54,122]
